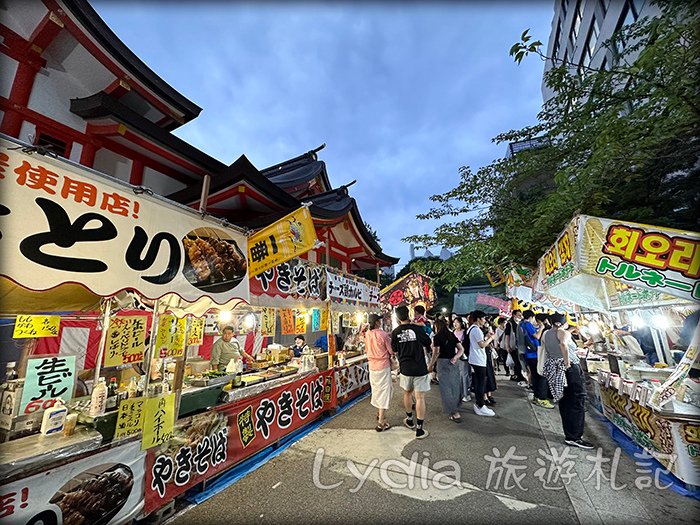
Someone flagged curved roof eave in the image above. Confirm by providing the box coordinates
[70,92,224,174]
[61,0,203,123]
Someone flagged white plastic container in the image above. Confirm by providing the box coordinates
[40,398,67,435]
[89,377,108,417]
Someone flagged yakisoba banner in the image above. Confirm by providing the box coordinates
[535,215,699,310]
[0,138,249,303]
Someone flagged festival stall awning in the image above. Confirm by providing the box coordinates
[0,136,250,307]
[534,214,699,311]
[379,272,436,314]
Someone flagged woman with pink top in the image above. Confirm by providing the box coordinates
[363,313,394,431]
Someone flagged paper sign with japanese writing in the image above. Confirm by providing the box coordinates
[311,309,321,332]
[187,317,205,346]
[104,316,147,367]
[142,393,175,450]
[247,207,317,277]
[0,138,249,304]
[12,315,60,338]
[294,311,307,334]
[114,397,146,439]
[319,308,328,331]
[20,356,76,415]
[155,314,186,358]
[279,309,295,335]
[260,307,276,336]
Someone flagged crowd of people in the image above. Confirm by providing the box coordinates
[362,305,595,449]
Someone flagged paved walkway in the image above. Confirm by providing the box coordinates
[168,372,699,524]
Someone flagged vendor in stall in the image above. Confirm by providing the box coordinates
[210,326,254,371]
[613,325,658,366]
[291,335,310,357]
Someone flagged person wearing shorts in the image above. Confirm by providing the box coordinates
[391,305,432,439]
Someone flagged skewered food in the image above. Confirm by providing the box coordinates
[183,238,211,282]
[195,238,226,282]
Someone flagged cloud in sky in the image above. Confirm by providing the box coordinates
[92,1,554,269]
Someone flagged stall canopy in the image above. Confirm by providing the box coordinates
[0,136,250,309]
[380,272,436,315]
[534,214,699,311]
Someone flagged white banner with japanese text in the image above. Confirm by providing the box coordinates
[0,138,249,303]
[326,268,380,308]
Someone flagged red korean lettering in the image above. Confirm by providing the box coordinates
[14,160,59,195]
[668,237,700,279]
[633,232,672,270]
[603,225,642,260]
[61,176,97,206]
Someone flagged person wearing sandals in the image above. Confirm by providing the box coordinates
[428,318,465,423]
[364,313,394,432]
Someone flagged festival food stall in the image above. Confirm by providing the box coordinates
[532,214,700,489]
[326,268,381,406]
[0,136,340,523]
[380,272,436,328]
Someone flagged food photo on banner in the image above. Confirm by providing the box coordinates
[0,440,146,525]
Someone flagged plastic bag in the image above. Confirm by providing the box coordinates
[506,353,514,369]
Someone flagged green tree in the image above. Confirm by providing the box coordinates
[404,0,700,289]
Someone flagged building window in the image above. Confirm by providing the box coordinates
[597,0,609,16]
[579,19,598,72]
[569,0,584,48]
[561,0,569,19]
[36,133,69,157]
[613,0,639,60]
[552,20,562,60]
[600,55,609,71]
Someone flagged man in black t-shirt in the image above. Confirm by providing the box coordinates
[391,306,432,439]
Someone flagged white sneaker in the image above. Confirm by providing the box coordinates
[462,396,471,402]
[473,404,495,417]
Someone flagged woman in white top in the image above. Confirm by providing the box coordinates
[467,310,497,417]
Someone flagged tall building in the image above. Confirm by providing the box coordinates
[541,0,659,102]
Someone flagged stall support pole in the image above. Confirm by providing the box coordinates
[92,297,113,385]
[144,299,160,396]
[173,316,190,418]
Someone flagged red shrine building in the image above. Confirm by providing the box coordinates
[0,0,398,274]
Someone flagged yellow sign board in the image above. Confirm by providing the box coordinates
[260,307,276,336]
[187,317,205,346]
[295,311,307,334]
[13,315,60,338]
[114,397,146,439]
[104,316,147,367]
[319,308,329,331]
[248,207,317,277]
[141,393,175,450]
[155,314,187,358]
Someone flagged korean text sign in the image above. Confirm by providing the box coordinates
[19,356,75,415]
[247,207,317,277]
[144,369,334,514]
[0,138,249,303]
[580,216,700,303]
[104,315,147,367]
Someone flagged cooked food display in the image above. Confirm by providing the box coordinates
[50,465,134,525]
[181,229,247,288]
